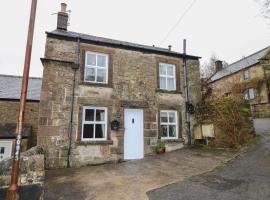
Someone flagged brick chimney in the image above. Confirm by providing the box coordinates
[57,3,68,31]
[215,60,223,72]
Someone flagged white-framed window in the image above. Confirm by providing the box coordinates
[0,140,12,162]
[160,110,178,139]
[244,69,250,80]
[82,107,107,141]
[245,88,255,100]
[84,51,108,84]
[159,63,176,91]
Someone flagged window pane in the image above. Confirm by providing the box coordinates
[167,78,175,90]
[160,77,166,89]
[86,54,96,66]
[97,55,107,67]
[159,65,166,75]
[169,125,176,137]
[160,112,168,123]
[249,88,255,99]
[85,109,94,121]
[169,112,176,123]
[97,68,106,83]
[95,124,105,138]
[96,109,105,121]
[83,124,94,138]
[244,70,250,79]
[0,147,5,154]
[167,66,174,76]
[244,91,249,100]
[85,67,96,82]
[161,125,168,137]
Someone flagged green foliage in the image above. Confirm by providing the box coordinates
[156,142,166,148]
[195,95,253,148]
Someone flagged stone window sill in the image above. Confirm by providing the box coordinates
[156,89,182,94]
[79,82,113,88]
[76,140,113,146]
[160,138,184,143]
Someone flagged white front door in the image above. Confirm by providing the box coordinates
[124,109,144,160]
[0,141,12,162]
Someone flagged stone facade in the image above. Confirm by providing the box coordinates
[38,34,200,169]
[0,100,39,147]
[211,52,270,118]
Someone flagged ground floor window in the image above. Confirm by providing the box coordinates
[245,88,255,100]
[0,141,12,161]
[82,107,107,141]
[160,110,178,139]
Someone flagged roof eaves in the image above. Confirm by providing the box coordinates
[46,31,201,60]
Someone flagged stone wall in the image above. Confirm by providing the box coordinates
[211,64,270,118]
[0,100,39,147]
[212,64,267,103]
[186,59,201,142]
[251,103,270,118]
[0,146,44,199]
[38,36,200,168]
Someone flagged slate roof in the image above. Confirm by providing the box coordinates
[211,46,270,82]
[0,75,42,101]
[46,30,200,60]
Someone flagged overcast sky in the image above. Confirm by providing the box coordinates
[0,0,269,77]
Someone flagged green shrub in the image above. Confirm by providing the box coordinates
[196,95,253,148]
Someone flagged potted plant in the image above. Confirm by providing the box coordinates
[156,142,166,154]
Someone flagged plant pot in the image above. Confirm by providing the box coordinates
[156,147,166,154]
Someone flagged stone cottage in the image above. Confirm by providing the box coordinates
[38,4,201,168]
[210,46,270,123]
[0,74,41,161]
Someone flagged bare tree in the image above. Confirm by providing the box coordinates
[200,53,219,78]
[200,54,229,79]
[256,0,270,19]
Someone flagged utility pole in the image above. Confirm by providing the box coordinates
[7,0,37,199]
[183,39,191,146]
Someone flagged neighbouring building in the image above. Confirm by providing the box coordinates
[210,46,270,118]
[0,75,41,161]
[38,3,201,168]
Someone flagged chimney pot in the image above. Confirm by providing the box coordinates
[61,3,67,13]
[168,45,172,51]
[215,60,223,72]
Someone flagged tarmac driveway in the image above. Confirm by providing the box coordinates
[253,118,270,134]
[45,147,237,200]
[148,135,270,200]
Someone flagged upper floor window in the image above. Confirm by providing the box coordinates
[160,110,178,139]
[159,63,176,91]
[82,107,107,141]
[244,69,250,80]
[84,52,108,84]
[245,88,255,100]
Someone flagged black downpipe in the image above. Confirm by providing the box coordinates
[183,39,191,146]
[67,37,80,168]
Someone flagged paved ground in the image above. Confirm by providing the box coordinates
[254,118,270,133]
[148,135,270,200]
[44,147,238,200]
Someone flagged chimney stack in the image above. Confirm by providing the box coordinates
[215,60,223,72]
[168,45,172,51]
[57,3,68,31]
